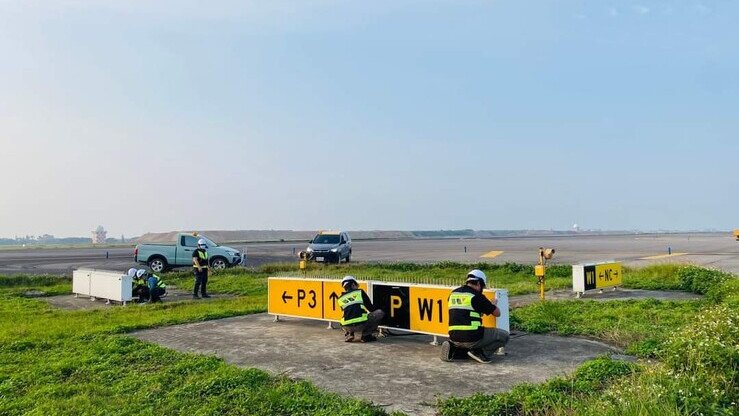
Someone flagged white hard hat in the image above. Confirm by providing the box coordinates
[197,239,207,247]
[127,268,137,278]
[341,276,358,287]
[136,269,147,278]
[466,269,487,287]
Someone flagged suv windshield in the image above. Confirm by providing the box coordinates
[312,235,340,244]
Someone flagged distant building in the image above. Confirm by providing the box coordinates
[91,226,107,244]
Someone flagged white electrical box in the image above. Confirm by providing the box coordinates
[73,268,133,304]
[72,269,92,296]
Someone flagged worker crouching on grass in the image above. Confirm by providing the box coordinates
[338,276,385,343]
[137,269,166,303]
[441,269,509,364]
[129,267,149,303]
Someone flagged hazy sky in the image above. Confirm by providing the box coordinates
[1,1,737,237]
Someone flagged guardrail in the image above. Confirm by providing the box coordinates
[267,276,509,343]
[73,268,133,305]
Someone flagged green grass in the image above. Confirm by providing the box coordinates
[439,356,640,416]
[439,265,739,416]
[620,264,684,290]
[0,277,386,415]
[1,263,736,415]
[233,261,575,296]
[511,299,703,357]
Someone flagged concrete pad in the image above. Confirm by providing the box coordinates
[509,288,702,308]
[132,314,619,415]
[42,288,233,310]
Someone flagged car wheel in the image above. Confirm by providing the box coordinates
[148,257,167,273]
[211,257,228,270]
[346,251,351,263]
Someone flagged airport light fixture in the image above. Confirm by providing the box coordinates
[536,248,556,301]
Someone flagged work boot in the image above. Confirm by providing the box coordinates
[344,332,354,342]
[360,334,377,343]
[192,294,200,300]
[201,294,211,298]
[440,341,454,362]
[467,349,492,364]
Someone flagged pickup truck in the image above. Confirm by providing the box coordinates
[134,233,244,272]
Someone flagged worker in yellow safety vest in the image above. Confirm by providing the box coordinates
[137,269,166,303]
[128,267,149,303]
[192,239,211,299]
[441,269,509,363]
[338,276,385,342]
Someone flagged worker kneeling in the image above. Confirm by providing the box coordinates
[129,267,149,303]
[338,276,385,343]
[137,269,167,303]
[441,269,509,364]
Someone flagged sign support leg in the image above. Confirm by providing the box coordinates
[430,335,440,346]
[273,315,280,322]
[326,321,334,329]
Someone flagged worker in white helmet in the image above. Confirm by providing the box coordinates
[441,269,509,363]
[338,276,385,342]
[128,267,149,303]
[192,238,211,299]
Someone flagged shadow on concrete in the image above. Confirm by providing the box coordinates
[133,313,622,415]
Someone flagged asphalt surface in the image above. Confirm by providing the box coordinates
[1,232,738,275]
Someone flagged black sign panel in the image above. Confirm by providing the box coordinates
[584,265,597,291]
[373,284,410,329]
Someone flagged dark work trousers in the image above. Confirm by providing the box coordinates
[452,328,510,357]
[149,287,165,303]
[133,285,150,303]
[343,310,385,341]
[194,269,208,296]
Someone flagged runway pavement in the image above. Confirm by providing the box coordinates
[1,232,737,275]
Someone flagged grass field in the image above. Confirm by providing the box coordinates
[0,262,736,415]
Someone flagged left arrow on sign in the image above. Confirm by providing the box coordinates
[282,291,293,303]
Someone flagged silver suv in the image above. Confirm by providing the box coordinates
[306,231,352,263]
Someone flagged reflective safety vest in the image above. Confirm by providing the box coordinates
[150,274,166,289]
[194,249,209,268]
[448,291,482,332]
[338,289,369,326]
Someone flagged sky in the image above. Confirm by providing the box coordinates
[1,1,737,238]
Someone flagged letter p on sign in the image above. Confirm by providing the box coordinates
[390,295,403,318]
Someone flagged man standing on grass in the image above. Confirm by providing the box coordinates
[192,239,211,299]
[338,276,385,342]
[441,269,509,363]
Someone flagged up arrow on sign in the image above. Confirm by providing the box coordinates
[329,292,340,311]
